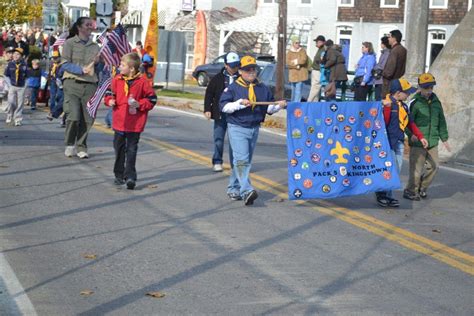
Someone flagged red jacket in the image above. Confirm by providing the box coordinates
[104,74,157,133]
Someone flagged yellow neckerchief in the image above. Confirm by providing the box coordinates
[121,72,141,96]
[235,77,257,108]
[51,63,58,77]
[111,66,117,77]
[385,94,408,130]
[15,62,20,84]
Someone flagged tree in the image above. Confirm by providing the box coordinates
[0,0,43,26]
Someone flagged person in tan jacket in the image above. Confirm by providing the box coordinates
[286,36,308,102]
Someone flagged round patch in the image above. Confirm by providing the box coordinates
[327,138,334,145]
[365,146,371,152]
[363,178,372,185]
[294,173,302,180]
[339,166,347,176]
[348,116,356,124]
[304,116,309,124]
[344,134,353,142]
[383,171,391,180]
[294,148,303,157]
[365,136,371,144]
[333,126,340,134]
[325,117,333,126]
[322,184,331,193]
[294,108,303,118]
[344,125,352,133]
[290,158,298,167]
[301,162,310,170]
[337,114,345,122]
[292,129,302,138]
[353,146,360,154]
[317,133,324,139]
[342,178,350,187]
[359,111,364,118]
[356,131,362,137]
[385,161,392,167]
[371,130,378,139]
[307,126,315,134]
[293,189,303,198]
[364,155,372,163]
[379,151,387,159]
[330,176,337,183]
[315,119,322,126]
[330,103,338,112]
[303,179,313,189]
[369,108,378,117]
[305,139,312,147]
[364,120,372,129]
[311,153,321,163]
[324,159,331,167]
[315,143,322,149]
[354,156,361,163]
[374,119,382,130]
[373,141,382,149]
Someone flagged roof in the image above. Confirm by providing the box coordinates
[216,15,317,33]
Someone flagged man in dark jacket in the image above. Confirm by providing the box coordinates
[8,32,29,59]
[204,52,240,172]
[308,35,325,101]
[382,30,406,97]
[323,40,348,100]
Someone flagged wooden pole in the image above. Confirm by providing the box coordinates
[275,0,287,100]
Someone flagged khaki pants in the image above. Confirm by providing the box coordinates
[307,70,321,102]
[406,146,439,193]
[7,85,26,122]
[63,79,97,152]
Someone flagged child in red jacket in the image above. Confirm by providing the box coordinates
[104,53,157,190]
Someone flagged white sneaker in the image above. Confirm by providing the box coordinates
[65,146,75,157]
[6,115,12,124]
[77,151,89,159]
[14,120,21,126]
[212,164,223,172]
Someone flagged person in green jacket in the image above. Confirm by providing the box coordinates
[403,73,451,201]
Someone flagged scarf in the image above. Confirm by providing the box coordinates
[51,63,57,77]
[386,95,409,131]
[121,72,141,96]
[235,77,257,104]
[15,62,20,84]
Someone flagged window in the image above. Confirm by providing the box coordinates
[338,0,354,7]
[381,0,399,8]
[185,32,194,71]
[430,0,448,9]
[71,9,82,23]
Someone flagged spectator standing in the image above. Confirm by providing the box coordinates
[382,30,406,97]
[353,41,376,101]
[4,48,27,126]
[308,35,325,102]
[25,59,43,110]
[132,41,146,60]
[47,51,65,122]
[403,73,450,201]
[219,56,286,205]
[8,32,29,59]
[286,36,308,103]
[204,52,240,172]
[323,40,348,100]
[373,36,391,101]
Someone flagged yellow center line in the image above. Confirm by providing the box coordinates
[92,123,474,276]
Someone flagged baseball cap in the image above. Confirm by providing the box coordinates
[390,78,417,94]
[14,47,24,55]
[224,52,240,68]
[313,35,325,42]
[5,47,15,53]
[52,50,60,58]
[418,73,436,88]
[240,55,257,71]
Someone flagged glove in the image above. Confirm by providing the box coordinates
[266,104,281,114]
[221,98,246,113]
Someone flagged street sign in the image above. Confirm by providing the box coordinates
[43,1,59,33]
[96,17,112,29]
[96,0,114,16]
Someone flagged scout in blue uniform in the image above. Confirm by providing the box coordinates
[219,55,286,206]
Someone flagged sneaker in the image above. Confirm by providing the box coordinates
[47,113,53,121]
[6,115,12,124]
[77,151,89,159]
[403,189,420,201]
[126,179,136,190]
[419,188,427,199]
[227,192,242,201]
[14,120,21,126]
[64,146,75,157]
[212,164,223,172]
[114,177,125,185]
[31,107,36,111]
[376,194,390,207]
[388,198,400,207]
[243,190,258,206]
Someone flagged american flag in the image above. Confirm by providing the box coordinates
[52,31,69,48]
[105,24,131,57]
[86,66,113,118]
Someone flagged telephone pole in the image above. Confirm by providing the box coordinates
[275,0,287,100]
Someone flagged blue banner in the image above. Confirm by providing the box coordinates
[286,101,400,200]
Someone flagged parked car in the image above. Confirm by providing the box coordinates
[258,63,355,101]
[192,54,275,86]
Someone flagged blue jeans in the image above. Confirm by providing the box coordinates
[49,82,57,112]
[105,107,113,127]
[52,89,64,118]
[290,81,303,102]
[381,140,404,198]
[212,115,232,165]
[28,87,39,109]
[227,123,259,196]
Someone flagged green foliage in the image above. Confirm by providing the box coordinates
[0,0,43,26]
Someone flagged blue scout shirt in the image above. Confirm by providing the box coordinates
[4,60,27,87]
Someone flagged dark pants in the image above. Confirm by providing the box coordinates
[212,114,233,165]
[374,84,383,101]
[114,131,141,181]
[52,89,64,118]
[28,87,39,109]
[354,85,371,101]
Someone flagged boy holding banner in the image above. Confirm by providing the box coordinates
[220,55,286,206]
[375,78,428,207]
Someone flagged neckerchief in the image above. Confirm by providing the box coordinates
[385,94,409,131]
[51,63,58,77]
[235,77,258,108]
[121,72,141,96]
[15,62,20,84]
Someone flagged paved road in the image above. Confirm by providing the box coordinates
[0,105,473,315]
